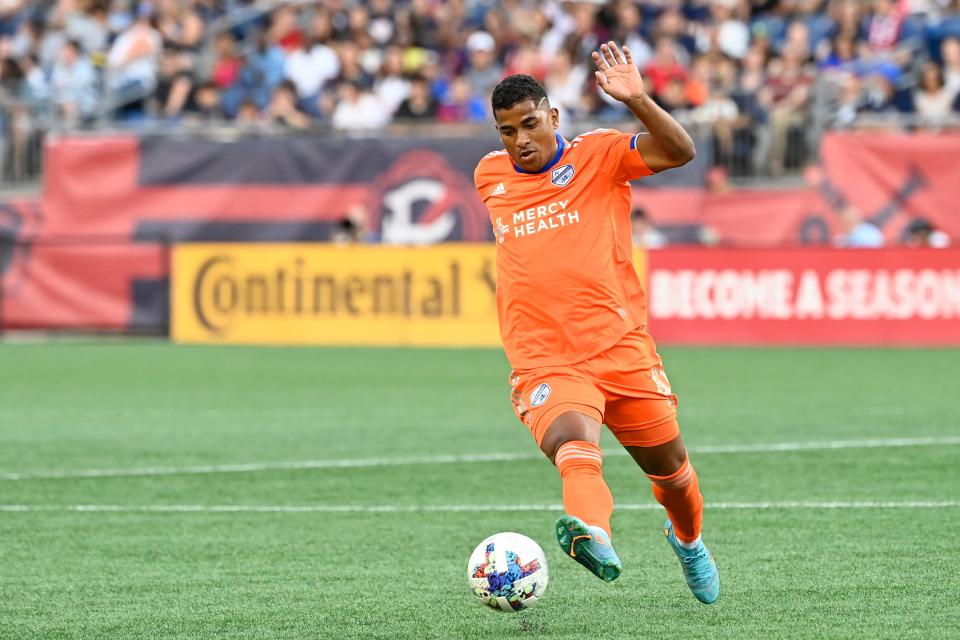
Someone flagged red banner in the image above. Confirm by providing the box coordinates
[4,131,959,332]
[819,132,960,241]
[638,132,960,248]
[647,248,960,345]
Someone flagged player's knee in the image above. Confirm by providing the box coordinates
[540,411,602,461]
[626,435,688,476]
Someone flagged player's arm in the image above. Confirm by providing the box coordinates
[592,41,695,173]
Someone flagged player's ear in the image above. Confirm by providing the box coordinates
[550,107,559,130]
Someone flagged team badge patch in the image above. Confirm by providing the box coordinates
[551,164,575,187]
[530,383,552,407]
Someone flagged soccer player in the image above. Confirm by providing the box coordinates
[473,42,719,604]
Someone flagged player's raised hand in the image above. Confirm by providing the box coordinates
[592,41,646,104]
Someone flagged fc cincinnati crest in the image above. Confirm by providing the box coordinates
[551,164,575,187]
[530,383,552,407]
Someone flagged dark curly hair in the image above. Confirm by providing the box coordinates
[491,74,549,114]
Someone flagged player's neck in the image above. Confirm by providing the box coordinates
[513,133,566,175]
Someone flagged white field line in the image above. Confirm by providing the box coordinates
[0,501,958,514]
[2,435,959,482]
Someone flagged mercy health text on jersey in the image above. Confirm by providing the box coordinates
[494,199,581,243]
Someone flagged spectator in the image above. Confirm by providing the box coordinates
[819,36,858,70]
[760,46,813,175]
[858,69,901,118]
[0,0,25,39]
[914,62,956,128]
[373,44,408,116]
[0,57,34,181]
[223,32,285,116]
[657,76,693,115]
[154,46,193,118]
[210,32,242,90]
[185,81,223,121]
[835,205,885,247]
[544,48,589,118]
[50,40,96,124]
[866,0,907,54]
[106,1,162,117]
[464,31,502,100]
[941,36,960,96]
[156,0,203,54]
[437,74,485,123]
[903,218,950,248]
[698,0,750,60]
[645,37,689,97]
[605,0,652,69]
[267,79,310,129]
[333,40,373,88]
[284,20,339,107]
[235,99,262,128]
[18,53,47,106]
[631,207,667,249]
[331,80,388,131]
[269,4,303,53]
[504,43,548,82]
[66,1,110,56]
[330,206,368,244]
[394,74,437,122]
[408,0,440,50]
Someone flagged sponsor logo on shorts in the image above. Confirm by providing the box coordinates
[530,383,551,407]
[551,164,575,187]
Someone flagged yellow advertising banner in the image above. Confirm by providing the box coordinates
[172,243,647,346]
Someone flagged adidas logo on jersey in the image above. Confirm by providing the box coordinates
[489,182,506,197]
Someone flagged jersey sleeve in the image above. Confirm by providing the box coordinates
[474,153,501,204]
[474,161,490,201]
[586,129,655,183]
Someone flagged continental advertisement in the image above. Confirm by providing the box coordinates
[172,244,650,346]
[172,243,960,347]
[172,244,504,346]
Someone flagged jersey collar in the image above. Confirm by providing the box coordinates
[512,133,566,175]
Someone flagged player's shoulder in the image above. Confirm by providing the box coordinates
[568,128,626,150]
[474,149,512,185]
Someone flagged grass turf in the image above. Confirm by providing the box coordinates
[0,343,958,639]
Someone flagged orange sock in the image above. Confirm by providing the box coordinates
[647,458,703,544]
[554,441,613,537]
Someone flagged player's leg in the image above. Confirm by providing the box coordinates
[508,370,620,581]
[540,411,622,582]
[608,412,720,603]
[624,432,702,546]
[599,335,720,603]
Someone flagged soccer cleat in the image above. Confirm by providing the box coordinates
[554,515,622,582]
[663,519,720,604]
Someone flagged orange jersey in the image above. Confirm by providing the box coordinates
[474,128,656,369]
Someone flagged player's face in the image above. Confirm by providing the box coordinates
[493,100,560,172]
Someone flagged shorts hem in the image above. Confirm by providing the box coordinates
[609,411,680,448]
[531,402,604,446]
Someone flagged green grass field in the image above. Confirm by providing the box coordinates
[1,343,958,639]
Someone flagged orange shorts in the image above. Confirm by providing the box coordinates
[508,326,680,449]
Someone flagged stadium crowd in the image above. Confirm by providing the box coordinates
[1,0,959,180]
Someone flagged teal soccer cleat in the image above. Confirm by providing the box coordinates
[663,519,720,604]
[554,515,622,582]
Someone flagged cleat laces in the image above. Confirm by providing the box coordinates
[681,547,714,584]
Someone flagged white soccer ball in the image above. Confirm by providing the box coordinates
[467,532,549,612]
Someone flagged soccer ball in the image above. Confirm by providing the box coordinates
[467,532,549,612]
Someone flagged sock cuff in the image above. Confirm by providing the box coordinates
[554,440,602,469]
[647,457,694,489]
